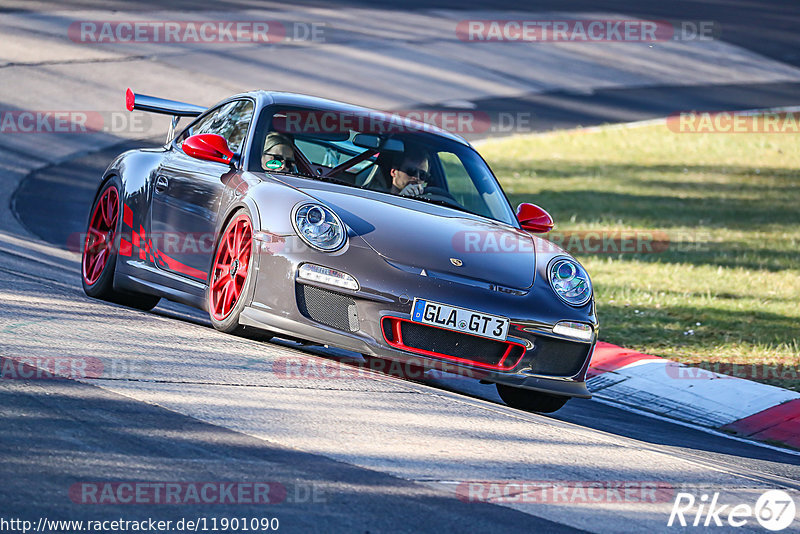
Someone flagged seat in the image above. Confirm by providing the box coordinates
[360,153,393,191]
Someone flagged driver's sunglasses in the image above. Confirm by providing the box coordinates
[402,166,430,181]
[264,153,295,166]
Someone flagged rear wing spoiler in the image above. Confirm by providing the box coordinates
[125,88,206,142]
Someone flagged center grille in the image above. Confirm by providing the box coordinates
[381,317,525,370]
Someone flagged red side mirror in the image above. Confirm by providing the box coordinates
[516,203,554,233]
[183,134,235,165]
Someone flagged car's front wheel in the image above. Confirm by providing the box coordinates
[496,384,570,413]
[207,209,271,341]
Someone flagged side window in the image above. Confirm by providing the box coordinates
[438,151,491,217]
[176,100,254,154]
[216,100,254,153]
[175,109,219,147]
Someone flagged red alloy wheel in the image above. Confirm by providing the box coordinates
[82,186,119,285]
[209,214,253,321]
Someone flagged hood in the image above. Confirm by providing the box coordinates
[297,184,535,290]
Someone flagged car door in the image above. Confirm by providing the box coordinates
[149,99,255,282]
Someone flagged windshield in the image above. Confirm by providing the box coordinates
[248,107,518,226]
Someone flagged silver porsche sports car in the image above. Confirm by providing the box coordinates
[81,88,598,412]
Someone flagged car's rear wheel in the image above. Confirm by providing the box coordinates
[496,384,570,413]
[208,209,271,340]
[82,178,160,311]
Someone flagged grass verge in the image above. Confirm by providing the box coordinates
[479,122,800,391]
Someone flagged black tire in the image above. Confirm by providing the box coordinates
[207,208,272,342]
[81,177,160,311]
[496,384,570,413]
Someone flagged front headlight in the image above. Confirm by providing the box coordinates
[548,257,592,306]
[293,203,346,252]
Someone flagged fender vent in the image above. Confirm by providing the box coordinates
[297,284,359,332]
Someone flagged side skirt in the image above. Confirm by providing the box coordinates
[114,269,207,310]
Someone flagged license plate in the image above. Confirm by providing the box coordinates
[411,298,509,341]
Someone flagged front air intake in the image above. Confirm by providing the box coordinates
[296,283,359,332]
[381,317,525,370]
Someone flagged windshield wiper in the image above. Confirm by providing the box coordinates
[308,173,359,188]
[320,175,356,187]
[277,170,360,189]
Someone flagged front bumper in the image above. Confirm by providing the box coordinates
[242,235,596,399]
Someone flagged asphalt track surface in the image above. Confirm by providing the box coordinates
[2,1,800,532]
[5,0,800,137]
[6,0,800,67]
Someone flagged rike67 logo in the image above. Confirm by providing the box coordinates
[668,490,796,531]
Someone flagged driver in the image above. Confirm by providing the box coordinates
[261,132,296,173]
[389,145,430,197]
